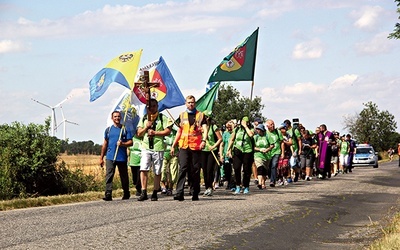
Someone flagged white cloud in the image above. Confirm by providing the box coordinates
[0,1,250,39]
[351,5,384,31]
[354,32,396,55]
[259,73,399,133]
[0,40,29,54]
[292,38,324,59]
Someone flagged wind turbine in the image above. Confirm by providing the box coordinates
[56,105,79,140]
[31,95,72,136]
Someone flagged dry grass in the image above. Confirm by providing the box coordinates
[369,213,400,250]
[58,154,104,181]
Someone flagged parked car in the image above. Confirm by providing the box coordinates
[352,144,378,168]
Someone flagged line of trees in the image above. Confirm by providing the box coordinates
[60,140,102,155]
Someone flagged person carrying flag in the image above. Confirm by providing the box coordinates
[100,111,133,201]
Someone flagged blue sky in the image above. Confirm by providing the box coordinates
[1,0,399,144]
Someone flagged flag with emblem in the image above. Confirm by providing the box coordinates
[89,49,143,102]
[133,56,185,112]
[208,28,258,83]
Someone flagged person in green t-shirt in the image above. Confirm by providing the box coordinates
[127,136,142,196]
[266,119,284,187]
[227,116,254,194]
[339,135,350,174]
[201,111,222,196]
[253,124,273,189]
[136,99,172,202]
[160,126,179,196]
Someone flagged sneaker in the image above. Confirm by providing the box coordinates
[207,188,213,196]
[284,179,288,185]
[166,189,173,196]
[287,178,293,183]
[161,188,167,194]
[254,179,259,185]
[230,187,236,192]
[234,186,241,194]
[277,180,283,186]
[203,188,210,196]
[135,190,141,197]
[214,184,219,189]
[305,176,310,181]
[269,182,275,187]
[257,184,262,189]
[138,191,148,201]
[243,187,250,194]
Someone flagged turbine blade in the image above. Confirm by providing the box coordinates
[31,98,52,109]
[55,95,72,108]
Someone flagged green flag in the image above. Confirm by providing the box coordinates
[208,28,258,83]
[196,82,221,113]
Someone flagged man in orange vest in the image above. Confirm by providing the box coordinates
[171,95,208,201]
[398,143,400,167]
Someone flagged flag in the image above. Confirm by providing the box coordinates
[107,56,185,133]
[196,82,221,113]
[89,49,142,102]
[208,28,258,83]
[132,56,185,111]
[107,89,140,135]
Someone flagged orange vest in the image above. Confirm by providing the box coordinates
[179,111,204,150]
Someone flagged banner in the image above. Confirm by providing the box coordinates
[196,82,220,113]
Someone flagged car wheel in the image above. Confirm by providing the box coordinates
[373,164,378,168]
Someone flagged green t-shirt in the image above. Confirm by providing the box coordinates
[204,124,220,152]
[254,134,270,160]
[128,136,142,166]
[232,126,253,153]
[163,130,178,160]
[340,140,349,155]
[287,128,301,152]
[137,113,172,151]
[266,129,283,156]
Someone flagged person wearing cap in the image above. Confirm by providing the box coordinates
[338,134,350,174]
[252,117,263,185]
[265,119,284,187]
[136,99,172,201]
[278,123,292,185]
[227,116,254,194]
[330,132,340,175]
[283,119,302,182]
[201,110,222,196]
[171,95,208,201]
[300,130,317,180]
[253,123,273,189]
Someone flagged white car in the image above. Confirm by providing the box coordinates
[352,144,379,168]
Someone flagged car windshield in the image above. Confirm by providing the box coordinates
[357,148,373,154]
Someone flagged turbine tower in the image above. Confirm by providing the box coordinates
[56,105,79,140]
[31,95,72,136]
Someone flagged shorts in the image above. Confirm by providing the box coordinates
[300,154,315,169]
[254,158,269,170]
[339,154,349,167]
[331,156,338,164]
[140,149,164,175]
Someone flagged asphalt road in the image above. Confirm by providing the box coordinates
[1,161,399,250]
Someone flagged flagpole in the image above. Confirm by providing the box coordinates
[249,28,258,116]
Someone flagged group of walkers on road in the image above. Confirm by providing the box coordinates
[99,94,391,202]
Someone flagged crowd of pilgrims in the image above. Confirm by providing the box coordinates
[127,114,357,198]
